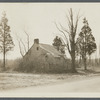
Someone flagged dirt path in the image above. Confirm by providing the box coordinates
[1,75,100,97]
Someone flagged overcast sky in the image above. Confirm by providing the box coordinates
[0,3,99,59]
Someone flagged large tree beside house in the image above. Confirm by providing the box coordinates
[76,18,97,70]
[55,8,80,72]
[0,12,14,70]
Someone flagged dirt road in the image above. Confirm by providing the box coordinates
[1,75,100,97]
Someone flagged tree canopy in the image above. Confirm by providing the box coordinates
[52,36,65,54]
[76,18,97,70]
[0,12,14,70]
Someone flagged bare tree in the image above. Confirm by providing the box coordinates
[18,40,24,58]
[24,30,30,51]
[15,31,30,58]
[55,8,80,72]
[15,33,25,58]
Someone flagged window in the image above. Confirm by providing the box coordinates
[37,47,39,50]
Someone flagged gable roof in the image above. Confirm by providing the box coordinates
[24,42,67,59]
[39,43,64,57]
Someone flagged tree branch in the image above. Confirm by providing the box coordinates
[18,41,24,58]
[55,22,71,53]
[74,10,80,34]
[14,32,27,58]
[19,38,27,53]
[24,30,30,51]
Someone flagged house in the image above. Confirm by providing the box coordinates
[22,39,68,73]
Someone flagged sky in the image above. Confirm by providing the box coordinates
[0,3,100,59]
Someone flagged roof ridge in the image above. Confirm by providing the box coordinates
[39,45,55,56]
[39,43,63,57]
[40,43,52,46]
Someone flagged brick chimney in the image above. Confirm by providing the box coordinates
[34,39,39,44]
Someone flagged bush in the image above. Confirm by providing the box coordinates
[0,57,82,73]
[11,58,80,73]
[5,58,23,72]
[18,58,73,73]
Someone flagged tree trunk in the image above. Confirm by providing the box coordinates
[84,57,87,70]
[83,33,87,70]
[70,41,77,73]
[89,55,91,67]
[3,50,5,71]
[82,55,87,70]
[3,25,6,71]
[71,53,76,72]
[79,55,82,66]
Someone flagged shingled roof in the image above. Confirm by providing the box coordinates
[25,39,67,59]
[39,43,64,58]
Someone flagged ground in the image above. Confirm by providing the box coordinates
[0,68,100,97]
[1,72,100,97]
[0,70,100,91]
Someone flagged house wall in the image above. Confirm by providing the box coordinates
[23,43,68,73]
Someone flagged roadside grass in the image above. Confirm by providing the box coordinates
[0,70,100,91]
